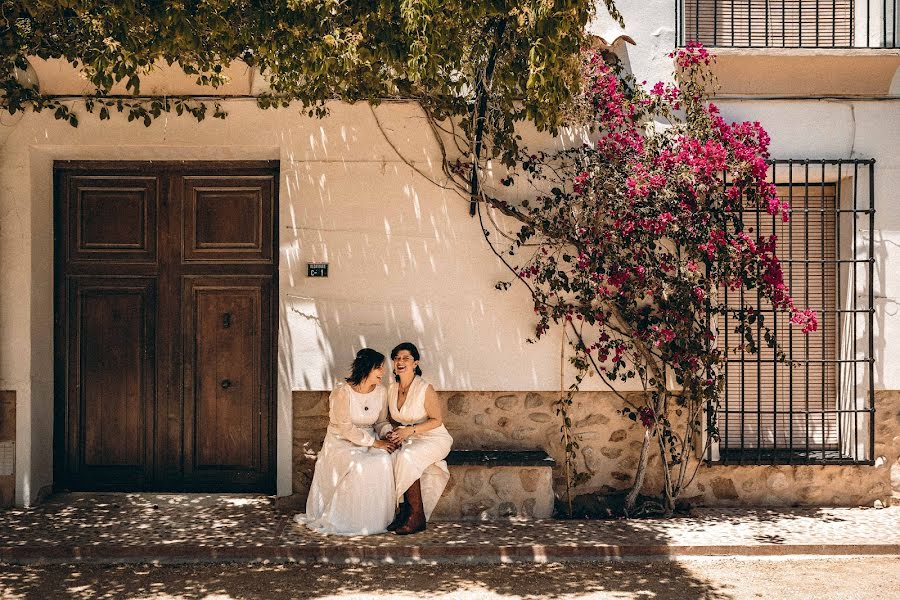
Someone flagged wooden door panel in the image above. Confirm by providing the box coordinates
[67,278,155,487]
[195,288,258,468]
[182,176,274,263]
[56,162,277,493]
[183,276,272,489]
[66,175,159,263]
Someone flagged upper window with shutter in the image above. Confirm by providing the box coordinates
[677,1,899,48]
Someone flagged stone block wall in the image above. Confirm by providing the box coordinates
[293,389,900,509]
[0,391,15,508]
[431,465,554,520]
[292,391,332,501]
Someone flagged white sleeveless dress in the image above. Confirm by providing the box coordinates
[389,376,453,520]
[295,383,395,535]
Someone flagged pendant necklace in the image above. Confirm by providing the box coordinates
[353,383,370,411]
[397,379,412,411]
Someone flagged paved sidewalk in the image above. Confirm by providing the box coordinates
[1,493,898,564]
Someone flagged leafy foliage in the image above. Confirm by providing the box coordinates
[480,44,817,514]
[2,0,621,164]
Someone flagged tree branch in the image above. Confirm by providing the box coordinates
[369,103,467,196]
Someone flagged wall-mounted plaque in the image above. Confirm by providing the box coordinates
[307,263,329,277]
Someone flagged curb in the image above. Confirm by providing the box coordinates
[3,543,899,565]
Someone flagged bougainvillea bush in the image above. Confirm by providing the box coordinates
[483,43,817,515]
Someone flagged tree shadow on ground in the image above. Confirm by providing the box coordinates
[0,493,285,548]
[2,493,895,599]
[0,561,733,600]
[0,494,877,551]
[0,493,731,598]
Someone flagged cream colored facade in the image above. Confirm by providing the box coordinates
[1,1,898,507]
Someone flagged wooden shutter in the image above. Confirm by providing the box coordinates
[683,1,855,47]
[717,185,837,450]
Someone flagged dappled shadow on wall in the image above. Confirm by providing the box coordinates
[276,115,555,391]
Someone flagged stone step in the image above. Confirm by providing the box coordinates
[432,450,555,521]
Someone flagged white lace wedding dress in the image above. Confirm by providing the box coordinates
[295,383,395,535]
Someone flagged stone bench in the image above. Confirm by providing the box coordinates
[431,450,556,521]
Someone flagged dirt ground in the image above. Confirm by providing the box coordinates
[1,557,898,599]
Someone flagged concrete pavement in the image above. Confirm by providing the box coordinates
[1,493,898,565]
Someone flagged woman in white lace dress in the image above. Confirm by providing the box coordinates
[385,343,453,535]
[295,348,398,535]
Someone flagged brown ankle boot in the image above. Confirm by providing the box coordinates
[386,499,410,532]
[394,479,426,535]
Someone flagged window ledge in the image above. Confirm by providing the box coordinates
[701,47,900,57]
[712,448,874,466]
[693,51,900,97]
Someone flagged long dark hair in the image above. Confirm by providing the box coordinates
[345,348,385,386]
[390,342,423,381]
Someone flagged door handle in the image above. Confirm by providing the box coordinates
[221,379,232,389]
[222,313,232,329]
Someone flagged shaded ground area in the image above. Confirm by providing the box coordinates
[1,557,898,599]
[0,494,898,563]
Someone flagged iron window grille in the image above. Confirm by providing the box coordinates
[708,159,876,465]
[677,1,899,48]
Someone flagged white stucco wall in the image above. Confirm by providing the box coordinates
[0,0,897,504]
[2,97,897,503]
[0,100,571,503]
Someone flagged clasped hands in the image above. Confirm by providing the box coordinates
[372,426,416,453]
[371,437,398,452]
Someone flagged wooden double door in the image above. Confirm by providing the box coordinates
[54,161,278,492]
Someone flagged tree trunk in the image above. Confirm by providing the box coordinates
[563,423,573,517]
[469,18,507,216]
[624,428,651,514]
[657,432,676,516]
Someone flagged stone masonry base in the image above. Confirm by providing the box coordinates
[293,390,900,512]
[432,465,554,520]
[0,391,14,508]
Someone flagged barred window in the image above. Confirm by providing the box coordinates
[677,1,899,48]
[710,159,875,465]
